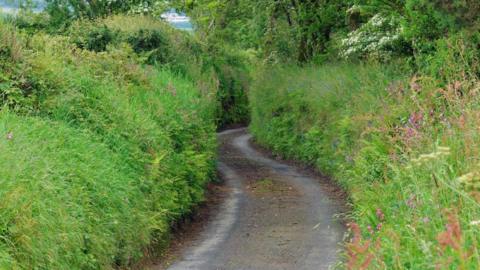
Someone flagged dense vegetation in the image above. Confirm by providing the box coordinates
[250,63,480,268]
[0,6,249,268]
[3,0,480,268]
[237,0,480,269]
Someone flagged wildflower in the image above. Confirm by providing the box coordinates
[410,147,451,166]
[408,112,423,129]
[437,146,450,152]
[404,127,417,140]
[346,222,381,270]
[410,76,421,92]
[435,211,468,267]
[376,208,385,221]
[406,195,416,209]
[339,12,403,59]
[469,220,480,226]
[457,172,475,184]
[437,212,462,251]
[6,132,13,140]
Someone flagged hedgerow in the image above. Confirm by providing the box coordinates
[64,15,250,126]
[250,61,480,268]
[0,18,217,269]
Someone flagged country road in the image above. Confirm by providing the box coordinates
[156,128,346,270]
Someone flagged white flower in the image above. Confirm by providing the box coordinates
[340,12,403,59]
[470,220,480,226]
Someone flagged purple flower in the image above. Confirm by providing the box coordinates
[376,208,385,221]
[406,195,416,209]
[404,127,417,140]
[408,112,423,129]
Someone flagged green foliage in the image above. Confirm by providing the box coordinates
[63,15,250,126]
[416,31,480,84]
[250,62,480,268]
[188,0,352,63]
[78,24,116,52]
[208,45,250,126]
[45,0,163,19]
[0,112,149,269]
[184,0,480,65]
[5,12,51,35]
[0,19,217,269]
[404,0,480,42]
[70,19,173,63]
[126,28,172,64]
[348,0,480,59]
[40,0,194,28]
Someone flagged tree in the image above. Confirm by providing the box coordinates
[184,0,351,62]
[43,0,173,19]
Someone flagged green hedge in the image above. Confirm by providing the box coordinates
[0,19,216,269]
[65,15,250,126]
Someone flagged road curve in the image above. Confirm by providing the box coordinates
[166,128,345,270]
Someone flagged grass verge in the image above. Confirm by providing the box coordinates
[250,62,480,269]
[0,18,217,269]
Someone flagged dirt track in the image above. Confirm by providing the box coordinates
[155,128,346,270]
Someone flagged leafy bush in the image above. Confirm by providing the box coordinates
[340,13,408,60]
[127,28,167,52]
[404,0,480,43]
[76,24,117,52]
[65,15,250,126]
[44,0,167,20]
[5,12,51,35]
[209,45,251,127]
[341,0,480,60]
[126,29,172,64]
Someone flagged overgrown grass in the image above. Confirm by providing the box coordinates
[64,15,250,127]
[0,112,149,269]
[0,18,217,269]
[250,62,480,269]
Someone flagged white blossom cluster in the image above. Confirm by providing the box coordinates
[96,0,168,15]
[340,13,404,59]
[129,2,154,14]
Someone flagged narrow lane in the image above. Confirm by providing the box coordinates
[166,128,346,270]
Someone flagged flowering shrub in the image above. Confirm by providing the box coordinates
[340,13,406,60]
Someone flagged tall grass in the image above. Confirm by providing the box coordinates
[0,18,217,269]
[0,112,150,269]
[64,15,250,127]
[250,62,480,269]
